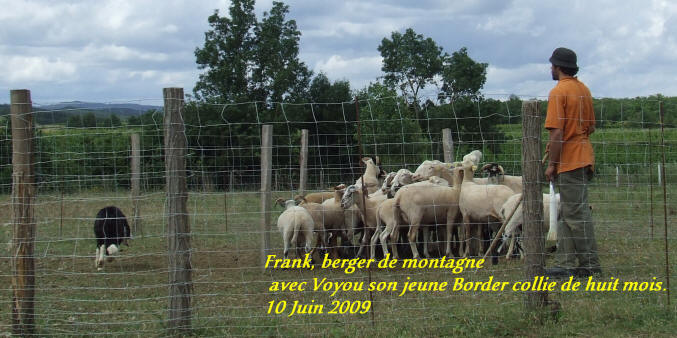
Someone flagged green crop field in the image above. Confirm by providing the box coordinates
[0,180,675,336]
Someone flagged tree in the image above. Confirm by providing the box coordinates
[82,112,96,128]
[251,1,312,103]
[127,115,140,126]
[303,73,356,182]
[194,0,256,102]
[110,114,122,127]
[378,28,445,120]
[67,115,82,128]
[194,0,311,104]
[440,47,488,101]
[357,82,429,167]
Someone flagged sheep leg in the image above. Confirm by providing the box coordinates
[422,225,431,258]
[283,229,292,259]
[452,224,461,257]
[408,223,421,259]
[478,225,487,257]
[304,228,314,257]
[506,234,516,260]
[380,222,393,258]
[390,226,401,259]
[356,228,372,259]
[463,215,471,258]
[370,222,384,259]
[446,210,459,258]
[327,232,339,259]
[445,222,454,258]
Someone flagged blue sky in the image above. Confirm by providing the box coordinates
[1,0,676,104]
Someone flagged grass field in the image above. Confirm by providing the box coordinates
[0,180,675,337]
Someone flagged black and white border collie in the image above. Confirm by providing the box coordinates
[93,206,131,270]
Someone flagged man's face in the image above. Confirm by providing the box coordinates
[551,64,559,80]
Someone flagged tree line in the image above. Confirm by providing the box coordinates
[0,0,673,193]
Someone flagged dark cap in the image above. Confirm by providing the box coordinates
[549,47,578,69]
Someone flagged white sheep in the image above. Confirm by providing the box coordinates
[385,169,415,197]
[294,191,335,205]
[458,164,517,257]
[372,198,402,258]
[354,156,385,194]
[391,167,465,259]
[302,185,356,258]
[501,192,560,241]
[462,150,483,167]
[380,171,398,193]
[411,161,455,184]
[340,184,388,258]
[275,199,316,259]
[480,163,523,193]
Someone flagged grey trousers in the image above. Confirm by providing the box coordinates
[555,167,601,270]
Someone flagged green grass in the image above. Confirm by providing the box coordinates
[0,182,675,337]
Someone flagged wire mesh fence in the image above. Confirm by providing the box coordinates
[1,90,675,336]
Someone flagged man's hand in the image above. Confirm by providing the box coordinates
[545,164,557,182]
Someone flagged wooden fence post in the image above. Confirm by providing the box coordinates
[163,87,192,336]
[261,125,273,269]
[442,128,454,163]
[299,129,309,196]
[521,100,548,309]
[10,89,36,336]
[131,133,142,237]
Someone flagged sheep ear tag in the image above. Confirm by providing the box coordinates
[445,163,452,168]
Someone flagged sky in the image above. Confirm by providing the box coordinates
[1,0,676,105]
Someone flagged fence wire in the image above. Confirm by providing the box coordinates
[0,93,675,336]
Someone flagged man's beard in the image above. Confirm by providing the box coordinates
[551,68,559,80]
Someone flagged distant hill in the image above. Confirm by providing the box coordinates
[36,101,162,116]
[0,101,162,125]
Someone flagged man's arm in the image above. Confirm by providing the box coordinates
[545,128,563,182]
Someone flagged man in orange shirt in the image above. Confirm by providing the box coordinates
[544,47,601,278]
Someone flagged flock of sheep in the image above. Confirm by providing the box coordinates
[276,150,560,263]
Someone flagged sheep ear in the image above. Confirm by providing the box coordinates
[498,165,505,174]
[481,163,492,171]
[275,198,285,207]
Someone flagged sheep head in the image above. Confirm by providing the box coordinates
[293,194,305,204]
[481,163,505,177]
[275,198,287,208]
[381,172,397,193]
[463,150,483,166]
[360,157,374,167]
[340,185,358,209]
[390,169,414,195]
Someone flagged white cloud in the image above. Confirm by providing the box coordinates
[2,56,77,83]
[314,54,382,89]
[484,63,551,98]
[1,0,676,102]
[82,44,169,62]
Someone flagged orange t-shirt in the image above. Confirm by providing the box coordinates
[545,77,595,173]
